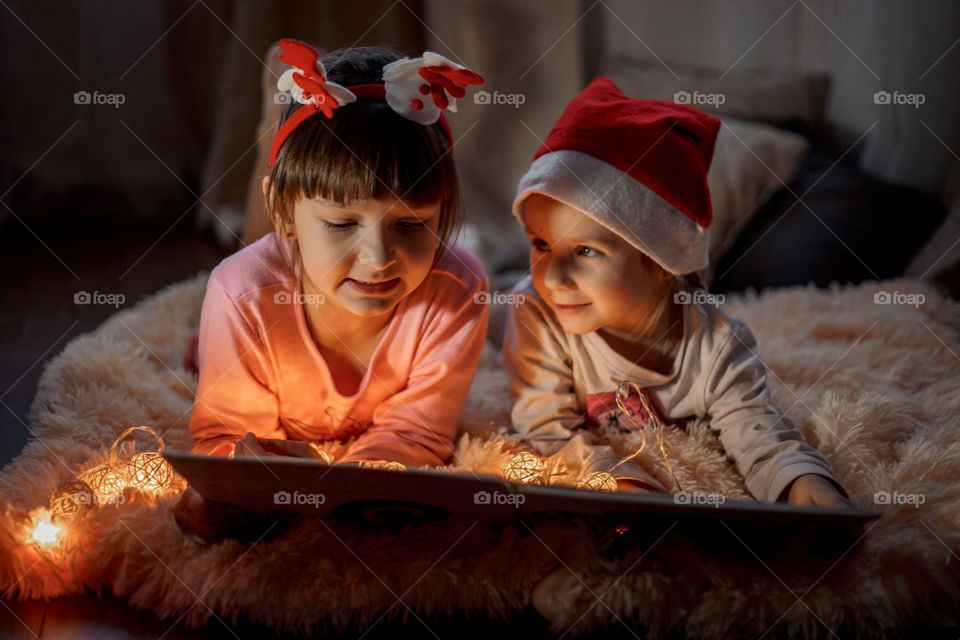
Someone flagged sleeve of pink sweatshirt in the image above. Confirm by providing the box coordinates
[189,273,286,456]
[339,249,489,467]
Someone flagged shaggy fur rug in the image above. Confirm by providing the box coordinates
[1,273,959,638]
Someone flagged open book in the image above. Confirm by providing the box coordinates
[165,451,879,534]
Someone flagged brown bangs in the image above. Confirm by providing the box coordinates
[267,95,462,252]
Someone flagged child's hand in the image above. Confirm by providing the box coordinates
[615,478,656,493]
[783,474,853,508]
[173,485,256,543]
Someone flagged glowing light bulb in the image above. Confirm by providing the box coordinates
[358,460,407,472]
[127,452,173,492]
[79,465,128,502]
[577,471,618,492]
[504,452,545,485]
[50,480,96,523]
[31,514,62,547]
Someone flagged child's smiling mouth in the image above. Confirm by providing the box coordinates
[345,277,401,294]
[553,301,591,314]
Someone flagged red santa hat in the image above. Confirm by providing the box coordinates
[513,77,721,275]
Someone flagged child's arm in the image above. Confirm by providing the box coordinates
[702,317,849,503]
[189,273,286,456]
[502,293,665,491]
[338,264,490,468]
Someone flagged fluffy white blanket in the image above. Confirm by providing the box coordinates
[1,274,958,638]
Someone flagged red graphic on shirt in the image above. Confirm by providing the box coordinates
[585,388,684,432]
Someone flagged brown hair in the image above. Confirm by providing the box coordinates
[633,251,678,339]
[264,46,462,259]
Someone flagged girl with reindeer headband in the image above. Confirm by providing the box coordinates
[176,40,487,540]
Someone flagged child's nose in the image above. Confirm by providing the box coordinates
[356,227,397,270]
[543,255,575,289]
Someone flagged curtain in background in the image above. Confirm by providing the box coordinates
[2,0,958,255]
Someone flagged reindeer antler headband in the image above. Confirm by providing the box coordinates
[269,39,485,167]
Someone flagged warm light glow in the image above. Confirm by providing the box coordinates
[128,452,174,492]
[50,480,96,523]
[308,443,332,464]
[31,513,62,546]
[27,425,180,556]
[99,469,128,498]
[79,465,128,500]
[504,452,545,485]
[578,471,618,492]
[358,460,407,472]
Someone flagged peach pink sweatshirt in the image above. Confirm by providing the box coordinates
[189,233,489,467]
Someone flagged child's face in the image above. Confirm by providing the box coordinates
[289,195,440,321]
[524,194,667,337]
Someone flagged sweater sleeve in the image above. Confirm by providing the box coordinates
[502,295,666,491]
[339,271,489,468]
[702,318,844,502]
[188,274,285,456]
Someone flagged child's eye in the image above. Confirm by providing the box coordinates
[577,245,602,257]
[322,220,355,231]
[396,219,428,230]
[530,238,549,253]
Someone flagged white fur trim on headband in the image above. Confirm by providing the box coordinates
[277,68,356,108]
[513,150,710,275]
[383,52,463,125]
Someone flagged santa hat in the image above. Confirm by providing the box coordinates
[513,77,721,275]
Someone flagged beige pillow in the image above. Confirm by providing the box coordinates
[904,197,960,287]
[602,57,831,128]
[700,117,810,287]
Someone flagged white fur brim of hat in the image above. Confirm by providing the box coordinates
[513,150,710,275]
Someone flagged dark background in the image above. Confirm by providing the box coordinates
[1,2,959,636]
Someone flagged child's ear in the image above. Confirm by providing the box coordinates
[261,177,295,239]
[261,176,271,205]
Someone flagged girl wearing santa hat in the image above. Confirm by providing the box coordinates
[503,77,850,509]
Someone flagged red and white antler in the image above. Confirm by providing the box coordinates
[383,52,485,125]
[275,39,355,118]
